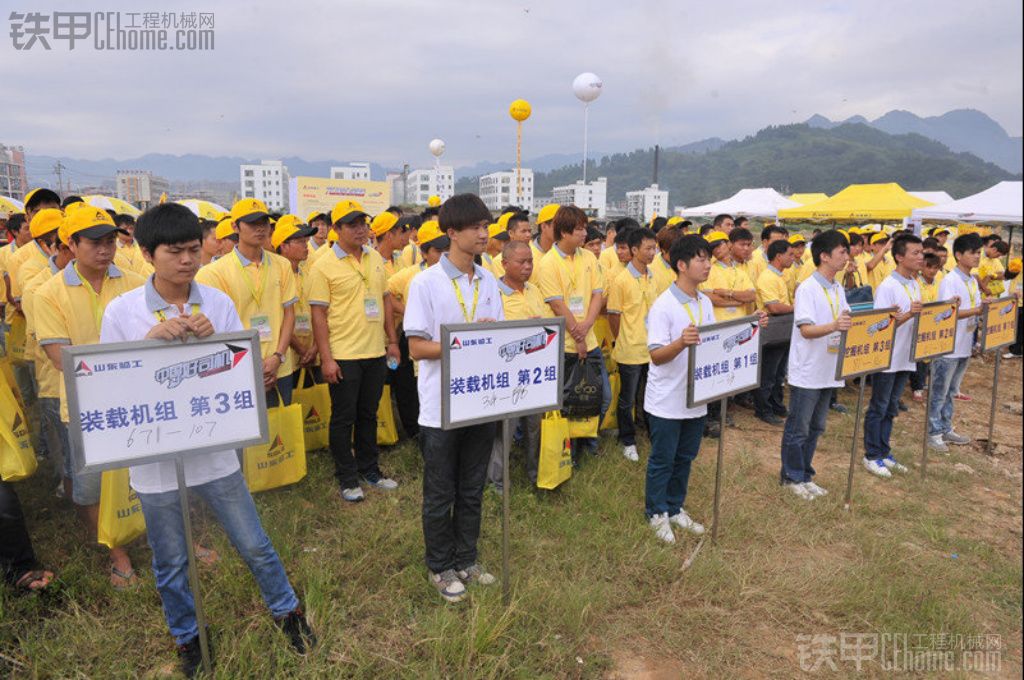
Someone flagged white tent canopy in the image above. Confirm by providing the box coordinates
[911,181,1023,224]
[909,191,953,204]
[677,188,799,219]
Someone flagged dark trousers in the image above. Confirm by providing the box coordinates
[780,386,832,484]
[266,373,294,407]
[644,413,706,517]
[327,357,387,488]
[420,423,496,573]
[617,363,647,446]
[863,371,911,461]
[1010,310,1023,355]
[755,345,789,417]
[391,330,420,438]
[0,480,38,584]
[910,361,928,391]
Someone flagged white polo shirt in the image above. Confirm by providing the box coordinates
[788,271,850,390]
[938,267,980,359]
[643,283,716,420]
[403,254,505,428]
[99,278,244,494]
[874,270,921,373]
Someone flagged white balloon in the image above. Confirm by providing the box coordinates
[572,72,603,103]
[429,139,446,157]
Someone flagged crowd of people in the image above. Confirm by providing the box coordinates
[1,188,1021,677]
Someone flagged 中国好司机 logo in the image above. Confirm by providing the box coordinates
[154,344,248,389]
[498,328,558,362]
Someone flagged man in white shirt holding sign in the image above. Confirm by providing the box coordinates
[779,231,852,501]
[863,234,923,478]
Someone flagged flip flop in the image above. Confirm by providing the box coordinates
[194,545,220,566]
[110,565,139,591]
[15,569,53,593]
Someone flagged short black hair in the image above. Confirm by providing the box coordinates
[615,217,640,235]
[438,194,491,232]
[309,212,329,224]
[136,203,202,254]
[669,234,711,274]
[507,212,530,231]
[891,233,922,259]
[729,227,753,243]
[650,216,668,233]
[712,214,733,228]
[849,232,864,247]
[991,240,1010,256]
[923,253,942,268]
[385,205,403,216]
[767,239,792,262]
[61,195,83,208]
[420,207,440,220]
[811,228,823,237]
[627,227,656,250]
[114,213,135,227]
[811,230,849,267]
[25,188,60,211]
[6,214,26,233]
[614,229,632,246]
[981,234,1002,245]
[735,216,749,227]
[699,224,713,236]
[760,225,788,242]
[952,232,982,256]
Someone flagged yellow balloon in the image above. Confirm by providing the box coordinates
[509,99,532,122]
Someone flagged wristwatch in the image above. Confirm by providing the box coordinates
[272,351,285,362]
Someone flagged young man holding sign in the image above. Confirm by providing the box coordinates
[779,230,852,501]
[862,234,924,478]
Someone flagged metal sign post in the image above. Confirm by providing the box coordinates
[710,396,727,544]
[978,299,1019,456]
[843,379,868,511]
[909,300,959,477]
[176,458,212,674]
[500,419,512,606]
[920,369,932,477]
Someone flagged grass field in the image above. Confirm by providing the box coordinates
[1,356,1021,678]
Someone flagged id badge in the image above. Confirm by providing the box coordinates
[295,313,312,333]
[726,306,738,315]
[250,315,272,341]
[568,294,585,317]
[827,332,841,355]
[364,296,381,321]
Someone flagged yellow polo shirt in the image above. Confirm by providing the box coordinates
[14,247,52,355]
[841,258,869,289]
[918,275,940,303]
[306,241,334,268]
[289,262,313,367]
[536,245,603,353]
[21,261,61,399]
[398,242,423,270]
[8,240,49,302]
[528,238,551,285]
[34,263,146,421]
[606,263,656,365]
[700,259,754,322]
[114,240,155,278]
[650,254,675,295]
[867,255,894,291]
[756,265,792,311]
[599,246,626,284]
[796,257,817,287]
[977,256,1005,296]
[195,247,297,378]
[740,252,767,290]
[498,279,548,321]
[307,244,388,361]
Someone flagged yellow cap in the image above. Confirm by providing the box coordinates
[427,195,441,208]
[417,220,448,248]
[666,216,683,227]
[230,198,270,223]
[215,217,236,240]
[327,230,339,244]
[537,203,559,224]
[838,229,850,241]
[331,199,368,226]
[497,212,516,231]
[63,205,123,240]
[487,223,505,239]
[870,231,890,245]
[306,210,328,224]
[1007,257,1022,274]
[29,208,63,238]
[788,233,807,245]
[370,211,399,237]
[271,215,315,249]
[705,230,729,247]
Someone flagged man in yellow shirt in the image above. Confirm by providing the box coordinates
[910,252,945,401]
[978,238,1008,297]
[701,231,756,322]
[490,211,532,278]
[34,206,146,589]
[929,227,955,273]
[607,228,658,462]
[309,200,401,502]
[371,211,405,277]
[272,215,319,380]
[113,214,155,277]
[755,239,796,426]
[529,203,559,283]
[865,232,894,291]
[783,233,808,300]
[196,198,297,405]
[651,225,681,294]
[307,210,330,253]
[397,209,436,269]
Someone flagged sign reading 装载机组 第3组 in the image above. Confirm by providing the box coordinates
[62,331,268,474]
[686,315,763,408]
[836,307,898,380]
[441,318,565,429]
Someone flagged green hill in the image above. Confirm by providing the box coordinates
[457,123,1020,208]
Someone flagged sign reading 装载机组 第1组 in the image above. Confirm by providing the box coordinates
[686,315,763,408]
[62,331,268,473]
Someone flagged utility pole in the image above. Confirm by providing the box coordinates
[53,161,66,196]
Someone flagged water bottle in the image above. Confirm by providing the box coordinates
[387,356,399,370]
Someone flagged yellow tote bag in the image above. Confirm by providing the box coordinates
[600,371,621,432]
[567,416,599,439]
[537,411,572,490]
[97,468,146,548]
[0,374,36,481]
[376,384,399,446]
[243,402,307,492]
[6,315,26,363]
[292,369,331,452]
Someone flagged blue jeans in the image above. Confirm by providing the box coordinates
[40,397,69,481]
[863,371,910,460]
[928,356,969,436]
[616,363,647,446]
[644,413,706,518]
[137,470,298,645]
[779,387,832,484]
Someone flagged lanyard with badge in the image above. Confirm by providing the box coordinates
[964,274,979,329]
[820,281,842,354]
[452,276,481,322]
[559,249,587,317]
[233,250,273,341]
[294,266,312,334]
[154,303,201,323]
[346,250,381,322]
[74,263,108,329]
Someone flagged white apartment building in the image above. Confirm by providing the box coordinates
[115,170,170,210]
[0,144,28,201]
[239,159,289,212]
[626,184,669,223]
[478,169,533,212]
[330,162,371,181]
[552,176,607,218]
[406,166,454,206]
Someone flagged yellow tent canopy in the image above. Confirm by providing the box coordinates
[778,183,933,221]
[787,193,829,205]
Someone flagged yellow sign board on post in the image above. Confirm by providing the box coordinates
[912,300,959,361]
[980,298,1019,352]
[289,177,391,220]
[836,307,898,380]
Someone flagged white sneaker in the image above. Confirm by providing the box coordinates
[458,564,496,586]
[649,513,675,544]
[882,456,909,474]
[669,510,705,535]
[803,481,829,497]
[863,458,893,478]
[928,435,949,453]
[943,430,971,446]
[362,475,399,490]
[340,486,365,502]
[786,482,815,501]
[622,444,639,462]
[1003,352,1019,360]
[430,570,466,603]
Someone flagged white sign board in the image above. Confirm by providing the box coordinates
[441,319,565,429]
[63,331,269,473]
[686,315,763,408]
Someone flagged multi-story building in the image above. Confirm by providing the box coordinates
[116,170,170,210]
[239,159,289,212]
[626,184,669,223]
[478,169,534,212]
[552,176,607,218]
[0,144,29,201]
[330,162,371,181]
[405,166,454,206]
[385,172,407,205]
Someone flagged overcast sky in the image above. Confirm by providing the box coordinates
[3,0,1021,168]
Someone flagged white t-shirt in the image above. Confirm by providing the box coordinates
[643,284,716,420]
[403,254,505,428]
[938,267,980,359]
[788,271,851,390]
[100,279,244,494]
[874,271,921,373]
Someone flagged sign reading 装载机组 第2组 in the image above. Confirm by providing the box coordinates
[836,307,898,380]
[980,297,1019,352]
[441,319,565,429]
[62,331,268,474]
[686,315,763,408]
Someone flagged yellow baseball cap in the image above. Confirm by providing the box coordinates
[427,195,441,208]
[870,232,890,245]
[497,212,516,230]
[215,216,236,240]
[487,222,508,240]
[666,216,683,227]
[327,230,339,244]
[271,215,316,249]
[24,187,61,210]
[331,199,368,226]
[230,198,270,224]
[417,220,449,249]
[537,204,559,224]
[29,208,63,238]
[370,211,399,237]
[788,233,807,245]
[306,210,329,224]
[64,205,127,240]
[928,226,950,237]
[705,230,729,247]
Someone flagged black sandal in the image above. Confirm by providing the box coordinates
[14,569,53,593]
